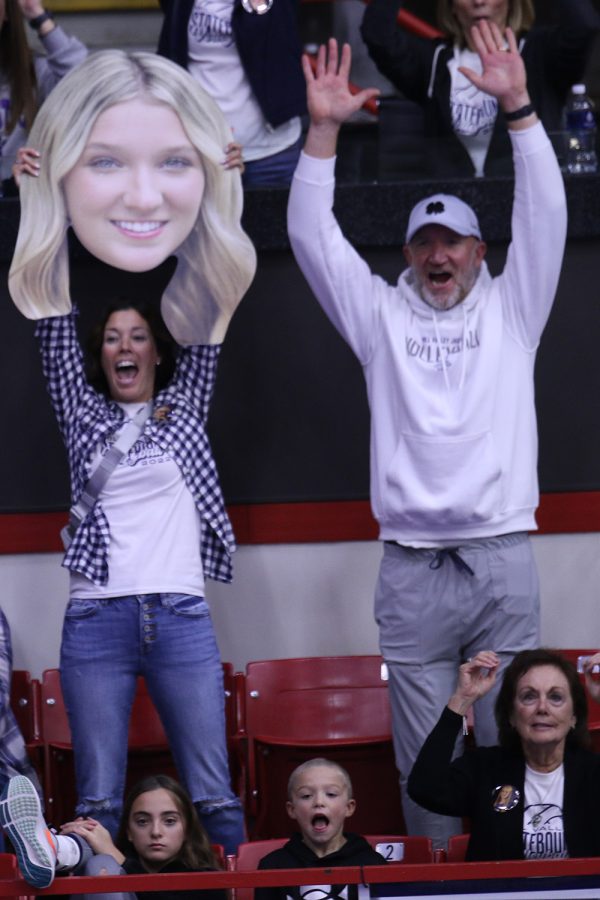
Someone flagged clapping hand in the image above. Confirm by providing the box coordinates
[459,20,530,115]
[17,0,45,19]
[303,39,379,129]
[583,652,600,705]
[302,39,380,158]
[448,650,501,716]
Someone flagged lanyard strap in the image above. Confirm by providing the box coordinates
[61,401,152,550]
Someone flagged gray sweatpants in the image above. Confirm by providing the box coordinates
[375,532,540,850]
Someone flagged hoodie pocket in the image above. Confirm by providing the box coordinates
[384,430,503,528]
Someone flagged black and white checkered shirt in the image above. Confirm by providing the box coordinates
[36,310,235,587]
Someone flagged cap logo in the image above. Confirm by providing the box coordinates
[426,201,445,215]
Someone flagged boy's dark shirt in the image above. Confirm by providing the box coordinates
[255,832,387,900]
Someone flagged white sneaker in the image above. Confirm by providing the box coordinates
[0,776,57,887]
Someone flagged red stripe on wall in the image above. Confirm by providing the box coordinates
[0,492,599,555]
[228,500,380,544]
[535,491,600,535]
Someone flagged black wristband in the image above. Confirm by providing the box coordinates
[504,103,535,122]
[28,10,54,30]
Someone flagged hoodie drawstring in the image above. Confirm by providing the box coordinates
[432,304,469,396]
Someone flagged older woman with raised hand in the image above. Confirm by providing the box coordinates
[8,49,256,856]
[408,649,600,860]
[0,0,86,193]
[361,0,600,177]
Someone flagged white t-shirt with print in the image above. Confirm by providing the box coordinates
[70,403,205,598]
[187,0,300,161]
[522,764,568,860]
[447,47,498,177]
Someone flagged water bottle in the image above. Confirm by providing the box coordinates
[565,84,598,174]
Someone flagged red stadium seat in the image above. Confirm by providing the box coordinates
[241,656,405,839]
[446,832,469,862]
[0,850,31,900]
[229,839,288,900]
[10,671,43,782]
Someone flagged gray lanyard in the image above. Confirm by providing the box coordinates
[61,401,152,550]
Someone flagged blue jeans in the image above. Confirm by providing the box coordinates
[72,847,135,900]
[242,136,302,187]
[60,593,244,855]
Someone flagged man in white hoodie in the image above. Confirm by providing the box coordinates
[287,23,567,849]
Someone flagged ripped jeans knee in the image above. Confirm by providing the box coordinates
[193,797,245,856]
[195,796,242,816]
[75,797,122,839]
[84,854,123,877]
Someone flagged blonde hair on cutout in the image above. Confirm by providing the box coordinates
[9,50,257,345]
[436,0,535,47]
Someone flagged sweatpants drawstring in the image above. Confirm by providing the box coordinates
[429,548,475,576]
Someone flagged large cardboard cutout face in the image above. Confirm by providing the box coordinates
[9,50,256,345]
[62,98,206,273]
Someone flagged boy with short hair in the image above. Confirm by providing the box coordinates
[255,758,387,900]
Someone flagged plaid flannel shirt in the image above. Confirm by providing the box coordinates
[0,608,43,796]
[35,310,235,587]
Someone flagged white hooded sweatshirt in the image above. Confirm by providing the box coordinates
[287,123,567,544]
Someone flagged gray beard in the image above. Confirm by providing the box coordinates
[415,268,479,311]
[419,282,464,311]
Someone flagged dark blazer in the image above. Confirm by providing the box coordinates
[408,706,600,861]
[361,0,600,176]
[157,0,306,128]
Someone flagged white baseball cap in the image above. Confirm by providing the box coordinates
[406,193,481,244]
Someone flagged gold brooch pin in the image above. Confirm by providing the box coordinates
[153,405,171,422]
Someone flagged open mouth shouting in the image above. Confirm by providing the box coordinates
[419,269,463,311]
[428,271,452,287]
[311,814,330,834]
[115,358,139,384]
[101,308,160,404]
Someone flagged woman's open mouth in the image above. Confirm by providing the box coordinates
[115,360,139,384]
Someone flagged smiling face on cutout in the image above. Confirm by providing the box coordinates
[286,763,356,858]
[62,97,205,272]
